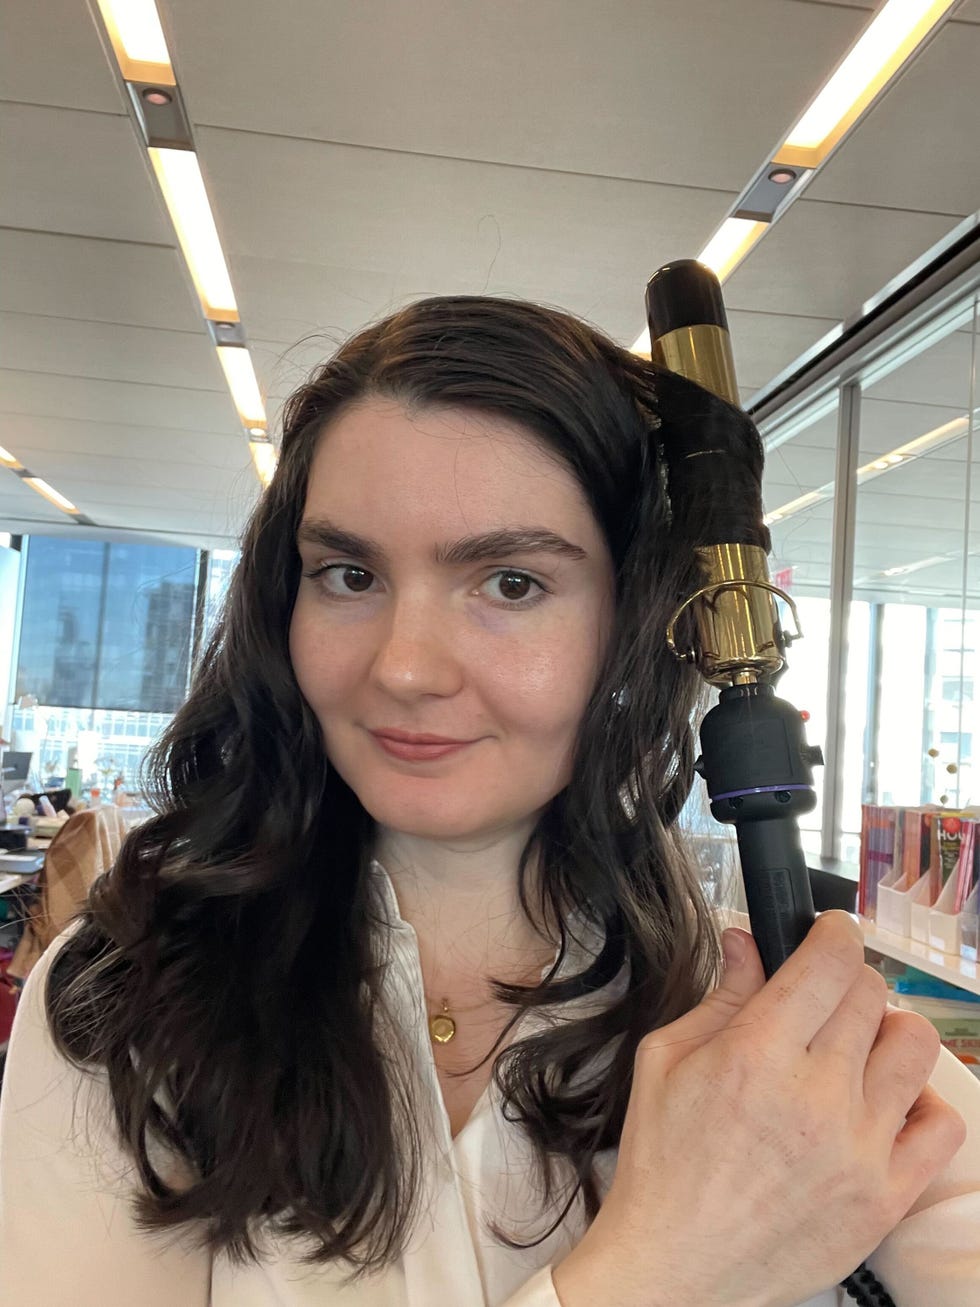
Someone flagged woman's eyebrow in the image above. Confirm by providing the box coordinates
[296,517,588,566]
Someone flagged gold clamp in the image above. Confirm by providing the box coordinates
[666,577,803,684]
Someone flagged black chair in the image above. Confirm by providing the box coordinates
[808,864,858,912]
[25,788,73,814]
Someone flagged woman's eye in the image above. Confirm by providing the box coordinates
[486,570,546,607]
[303,565,547,609]
[304,564,375,596]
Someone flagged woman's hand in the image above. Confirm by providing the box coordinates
[552,911,967,1307]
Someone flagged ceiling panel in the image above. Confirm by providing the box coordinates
[0,370,241,435]
[0,476,67,525]
[1,0,125,112]
[862,459,973,501]
[763,446,838,496]
[724,198,959,319]
[22,478,228,515]
[0,517,238,550]
[0,313,223,393]
[164,0,864,191]
[0,103,172,244]
[21,451,245,498]
[727,309,840,391]
[0,230,203,333]
[799,0,980,22]
[807,21,980,214]
[71,495,256,537]
[198,124,736,352]
[860,399,975,456]
[0,414,248,470]
[863,333,978,408]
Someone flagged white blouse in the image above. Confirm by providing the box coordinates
[1,858,979,1306]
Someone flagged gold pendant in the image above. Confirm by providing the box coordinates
[429,998,456,1044]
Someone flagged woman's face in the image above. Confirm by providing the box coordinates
[289,395,617,843]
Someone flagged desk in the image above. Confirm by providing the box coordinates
[0,866,43,895]
[0,838,51,895]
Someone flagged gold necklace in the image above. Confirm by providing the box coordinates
[429,998,457,1044]
[424,944,559,1044]
[426,994,491,1044]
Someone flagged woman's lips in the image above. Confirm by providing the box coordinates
[372,735,474,762]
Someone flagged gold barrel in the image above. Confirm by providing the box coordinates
[646,286,787,686]
[650,323,740,409]
[691,544,784,685]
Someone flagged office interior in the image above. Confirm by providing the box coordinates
[2,0,980,1083]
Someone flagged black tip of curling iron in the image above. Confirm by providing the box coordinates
[646,259,729,337]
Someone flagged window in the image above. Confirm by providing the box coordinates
[15,537,198,713]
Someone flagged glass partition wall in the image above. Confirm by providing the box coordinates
[760,397,839,857]
[756,283,980,864]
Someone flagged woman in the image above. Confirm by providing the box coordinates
[1,297,977,1306]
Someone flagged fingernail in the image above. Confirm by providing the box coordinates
[722,930,746,969]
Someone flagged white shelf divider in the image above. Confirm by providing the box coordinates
[857,915,980,997]
[716,907,980,998]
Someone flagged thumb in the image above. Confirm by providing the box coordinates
[637,928,766,1073]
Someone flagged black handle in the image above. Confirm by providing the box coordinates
[736,819,816,979]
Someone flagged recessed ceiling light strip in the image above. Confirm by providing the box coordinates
[249,439,277,489]
[632,0,961,352]
[92,0,275,484]
[94,0,175,84]
[779,0,959,168]
[0,448,95,524]
[147,147,239,321]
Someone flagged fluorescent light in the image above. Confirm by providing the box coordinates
[764,489,830,526]
[882,555,950,577]
[23,477,78,514]
[697,218,768,282]
[779,0,957,166]
[856,551,957,585]
[630,327,651,357]
[856,416,969,484]
[149,148,238,319]
[249,440,278,487]
[95,0,175,84]
[766,414,971,527]
[217,346,266,426]
[0,443,23,469]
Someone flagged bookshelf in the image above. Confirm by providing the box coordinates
[857,915,980,998]
[718,908,980,998]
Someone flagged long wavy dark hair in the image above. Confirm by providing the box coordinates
[43,295,757,1278]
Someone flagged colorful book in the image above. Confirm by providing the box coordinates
[859,805,898,918]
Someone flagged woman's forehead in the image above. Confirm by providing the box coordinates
[304,396,597,530]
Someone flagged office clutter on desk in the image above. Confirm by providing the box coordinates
[860,804,980,960]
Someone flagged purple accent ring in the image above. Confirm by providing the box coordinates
[712,784,814,802]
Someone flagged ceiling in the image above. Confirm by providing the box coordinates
[2,0,979,555]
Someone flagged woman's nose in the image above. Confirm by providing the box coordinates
[370,594,463,697]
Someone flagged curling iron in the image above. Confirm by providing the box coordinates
[645,259,895,1307]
